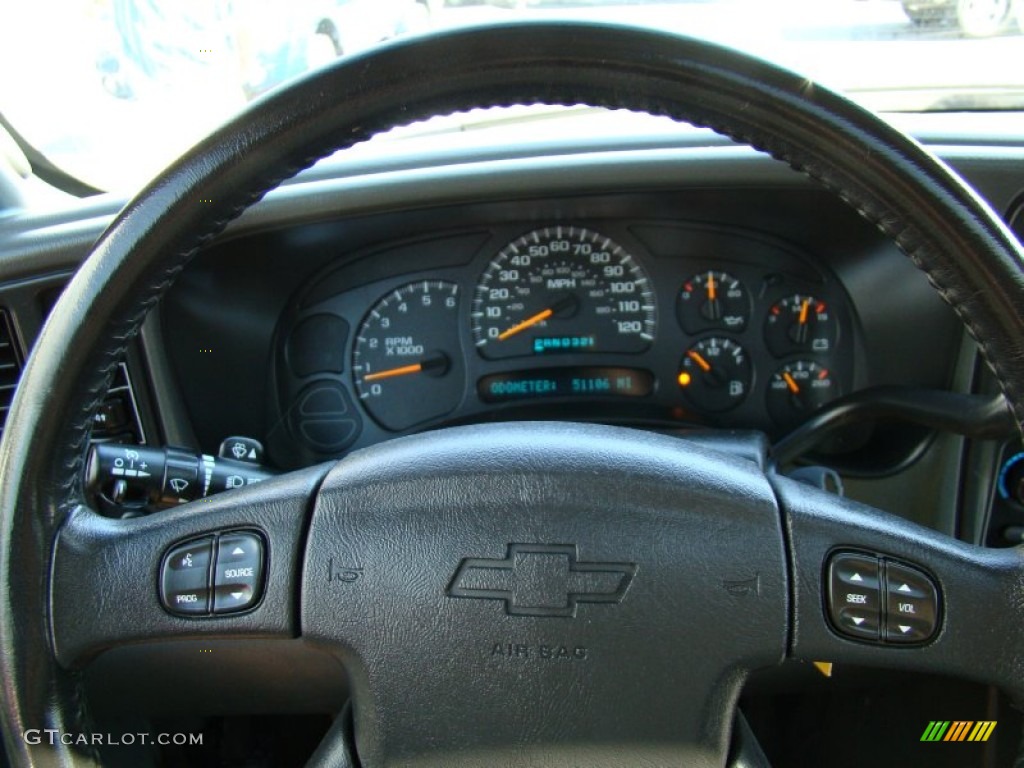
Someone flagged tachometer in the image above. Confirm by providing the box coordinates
[352,280,463,432]
[471,226,656,359]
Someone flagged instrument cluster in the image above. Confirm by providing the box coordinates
[274,221,857,460]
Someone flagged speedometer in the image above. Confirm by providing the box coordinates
[471,226,656,360]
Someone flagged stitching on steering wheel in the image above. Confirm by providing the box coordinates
[55,151,340,514]
[16,29,1019,755]
[56,93,1024,518]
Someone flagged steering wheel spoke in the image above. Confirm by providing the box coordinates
[300,423,787,767]
[50,465,329,668]
[2,19,1023,767]
[774,474,1024,698]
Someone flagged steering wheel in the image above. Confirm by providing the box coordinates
[3,21,1024,767]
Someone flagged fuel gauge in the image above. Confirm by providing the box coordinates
[677,337,752,412]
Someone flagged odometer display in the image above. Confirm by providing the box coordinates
[472,226,656,360]
[478,367,653,403]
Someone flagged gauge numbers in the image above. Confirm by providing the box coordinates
[352,280,463,432]
[765,294,837,357]
[678,337,752,412]
[471,226,657,359]
[767,360,837,427]
[677,271,750,333]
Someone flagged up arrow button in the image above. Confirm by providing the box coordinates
[827,552,881,641]
[212,532,264,615]
[884,560,939,644]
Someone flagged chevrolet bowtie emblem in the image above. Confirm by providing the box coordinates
[447,544,637,617]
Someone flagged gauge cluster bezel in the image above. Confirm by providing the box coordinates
[271,217,858,459]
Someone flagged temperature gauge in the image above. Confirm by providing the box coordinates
[677,271,750,333]
[767,360,837,428]
[765,294,837,357]
[677,337,752,412]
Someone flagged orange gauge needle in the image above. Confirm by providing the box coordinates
[687,350,712,373]
[362,362,423,382]
[706,273,717,301]
[783,372,801,394]
[798,298,810,325]
[497,307,554,341]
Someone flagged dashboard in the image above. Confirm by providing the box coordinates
[1,111,1024,766]
[153,176,967,477]
[276,219,855,449]
[0,124,1019,504]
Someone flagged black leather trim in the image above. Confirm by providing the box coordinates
[2,20,1023,766]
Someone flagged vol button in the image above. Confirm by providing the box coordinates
[885,561,939,643]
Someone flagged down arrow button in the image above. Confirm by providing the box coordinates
[212,532,265,614]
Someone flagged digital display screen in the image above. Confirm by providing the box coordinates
[478,367,653,403]
[532,336,596,354]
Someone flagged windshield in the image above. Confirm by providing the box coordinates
[2,0,1022,192]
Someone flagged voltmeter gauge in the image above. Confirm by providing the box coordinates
[765,294,837,357]
[677,271,750,333]
[352,280,463,432]
[767,360,837,428]
[677,337,752,412]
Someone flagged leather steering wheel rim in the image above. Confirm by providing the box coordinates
[2,20,1024,766]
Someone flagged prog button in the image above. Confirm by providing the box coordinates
[160,536,213,615]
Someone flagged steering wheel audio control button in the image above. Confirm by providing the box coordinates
[884,561,939,644]
[827,552,881,640]
[160,537,214,615]
[159,531,265,617]
[212,532,265,614]
[825,551,941,645]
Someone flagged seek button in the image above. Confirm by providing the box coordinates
[827,552,881,641]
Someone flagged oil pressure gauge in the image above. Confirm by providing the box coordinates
[677,271,750,333]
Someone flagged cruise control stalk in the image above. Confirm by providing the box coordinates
[86,443,277,510]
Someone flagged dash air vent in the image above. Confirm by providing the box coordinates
[0,309,24,438]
